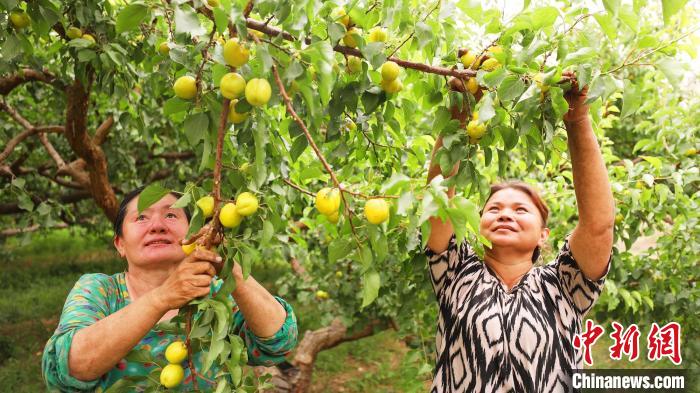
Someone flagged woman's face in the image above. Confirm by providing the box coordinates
[479,188,549,257]
[113,194,190,269]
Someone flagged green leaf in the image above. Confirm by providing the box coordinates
[656,58,686,88]
[368,225,388,263]
[261,220,274,245]
[477,93,496,122]
[550,88,569,119]
[103,376,145,393]
[116,3,149,34]
[360,42,387,70]
[170,192,192,209]
[640,156,662,173]
[497,75,526,101]
[174,5,206,36]
[183,113,209,146]
[621,80,641,118]
[125,349,153,364]
[289,136,307,162]
[213,6,229,33]
[586,75,619,104]
[361,269,381,308]
[661,0,688,25]
[202,337,224,373]
[329,238,353,263]
[594,13,618,40]
[138,183,170,213]
[602,0,621,15]
[163,97,191,116]
[529,6,558,29]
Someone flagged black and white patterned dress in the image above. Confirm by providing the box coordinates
[425,235,610,393]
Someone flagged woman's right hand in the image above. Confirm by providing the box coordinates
[153,249,223,311]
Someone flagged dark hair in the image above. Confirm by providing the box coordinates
[483,181,550,263]
[113,185,191,238]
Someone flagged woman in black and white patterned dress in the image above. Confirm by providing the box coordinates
[425,74,615,392]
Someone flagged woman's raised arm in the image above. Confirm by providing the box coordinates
[563,73,615,281]
[426,80,483,254]
[426,136,459,254]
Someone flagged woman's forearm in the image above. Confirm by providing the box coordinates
[565,117,615,232]
[68,290,167,381]
[426,136,459,253]
[231,265,286,337]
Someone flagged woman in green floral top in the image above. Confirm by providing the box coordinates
[42,186,298,392]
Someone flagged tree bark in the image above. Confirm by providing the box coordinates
[63,76,119,221]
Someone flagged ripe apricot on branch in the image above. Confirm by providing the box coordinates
[236,192,259,216]
[466,78,479,94]
[347,56,362,73]
[10,11,31,29]
[534,73,549,93]
[245,78,272,107]
[480,58,500,72]
[173,76,197,100]
[466,120,486,143]
[223,38,250,67]
[165,341,188,363]
[381,78,403,94]
[316,188,341,215]
[487,45,503,55]
[66,26,83,39]
[81,34,96,46]
[380,61,400,82]
[228,100,249,124]
[160,364,185,388]
[315,290,330,300]
[460,51,479,69]
[343,28,361,48]
[158,42,170,55]
[196,196,215,218]
[331,7,351,27]
[181,242,197,255]
[327,210,340,223]
[220,72,246,99]
[220,202,243,228]
[364,199,390,224]
[368,27,388,43]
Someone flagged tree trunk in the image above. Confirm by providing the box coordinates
[254,318,391,393]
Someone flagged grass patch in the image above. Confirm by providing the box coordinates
[0,229,122,390]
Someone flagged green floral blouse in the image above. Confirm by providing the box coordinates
[42,272,298,392]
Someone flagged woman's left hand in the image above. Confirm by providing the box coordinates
[562,71,590,123]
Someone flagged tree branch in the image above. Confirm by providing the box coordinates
[93,116,115,146]
[0,68,64,95]
[243,18,475,79]
[0,101,64,166]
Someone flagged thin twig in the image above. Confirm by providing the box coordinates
[282,178,316,197]
[159,0,174,40]
[388,0,441,58]
[602,26,700,75]
[195,27,217,106]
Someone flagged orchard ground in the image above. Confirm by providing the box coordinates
[0,228,681,392]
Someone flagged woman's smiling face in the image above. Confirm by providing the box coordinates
[480,188,549,256]
[114,194,190,268]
